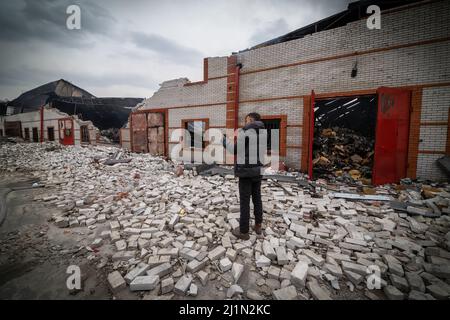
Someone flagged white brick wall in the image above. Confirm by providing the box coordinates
[142,78,227,109]
[168,104,226,128]
[421,86,450,122]
[419,126,447,151]
[238,99,303,126]
[416,86,450,181]
[238,42,450,101]
[417,153,446,181]
[207,57,228,79]
[238,0,450,73]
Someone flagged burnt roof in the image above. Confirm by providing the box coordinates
[6,79,143,130]
[8,79,95,112]
[247,0,425,51]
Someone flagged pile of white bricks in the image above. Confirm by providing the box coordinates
[1,142,450,300]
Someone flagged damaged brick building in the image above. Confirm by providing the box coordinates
[123,0,450,183]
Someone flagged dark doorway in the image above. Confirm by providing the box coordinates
[47,127,55,141]
[24,128,30,141]
[80,125,90,143]
[261,118,281,153]
[312,95,377,182]
[32,127,39,142]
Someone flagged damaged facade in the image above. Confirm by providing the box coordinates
[0,79,143,144]
[0,106,99,146]
[124,0,450,183]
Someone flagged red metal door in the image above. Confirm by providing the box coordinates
[58,118,74,145]
[372,87,411,185]
[131,113,148,153]
[308,90,315,179]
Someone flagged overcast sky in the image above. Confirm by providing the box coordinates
[0,0,352,100]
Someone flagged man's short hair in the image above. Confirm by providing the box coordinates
[246,112,261,121]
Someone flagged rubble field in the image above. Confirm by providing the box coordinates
[1,142,450,300]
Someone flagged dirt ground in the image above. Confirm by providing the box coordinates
[0,174,113,299]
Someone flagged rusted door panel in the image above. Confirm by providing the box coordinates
[146,112,165,156]
[4,121,22,137]
[131,113,148,153]
[372,87,411,185]
[58,118,74,145]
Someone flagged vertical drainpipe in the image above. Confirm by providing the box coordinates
[129,113,134,152]
[234,63,242,130]
[40,105,44,143]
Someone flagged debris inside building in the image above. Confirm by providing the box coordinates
[312,96,377,183]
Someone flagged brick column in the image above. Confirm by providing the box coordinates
[225,55,238,164]
[226,55,237,130]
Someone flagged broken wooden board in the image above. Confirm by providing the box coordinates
[331,192,392,201]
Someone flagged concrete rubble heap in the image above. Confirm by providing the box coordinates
[1,142,450,300]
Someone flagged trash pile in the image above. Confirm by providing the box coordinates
[0,142,449,300]
[313,127,374,183]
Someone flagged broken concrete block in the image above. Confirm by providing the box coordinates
[383,255,404,276]
[389,274,409,292]
[291,260,308,289]
[55,216,69,228]
[268,266,281,280]
[219,257,232,272]
[276,246,288,265]
[107,271,126,293]
[226,248,237,261]
[168,214,179,229]
[226,284,243,298]
[272,285,298,300]
[125,263,150,284]
[174,275,193,295]
[232,262,244,283]
[408,290,435,300]
[306,280,332,300]
[208,246,226,260]
[187,258,208,273]
[130,275,160,291]
[303,250,324,267]
[384,285,405,300]
[188,283,198,297]
[406,272,425,293]
[112,250,135,262]
[115,239,127,251]
[341,261,367,276]
[256,255,271,268]
[197,270,209,286]
[344,270,364,285]
[263,240,277,260]
[146,262,172,278]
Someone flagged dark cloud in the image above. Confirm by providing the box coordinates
[0,0,116,47]
[249,18,291,46]
[0,0,356,99]
[0,64,157,98]
[130,32,203,65]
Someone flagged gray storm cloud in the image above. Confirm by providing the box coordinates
[0,0,352,99]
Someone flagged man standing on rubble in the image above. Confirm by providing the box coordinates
[223,112,265,240]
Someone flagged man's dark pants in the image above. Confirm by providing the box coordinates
[239,176,263,234]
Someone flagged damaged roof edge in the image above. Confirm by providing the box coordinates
[242,0,425,52]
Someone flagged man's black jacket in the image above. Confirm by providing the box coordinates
[223,121,265,178]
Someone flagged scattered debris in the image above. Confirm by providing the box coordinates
[1,142,450,300]
[313,127,374,183]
